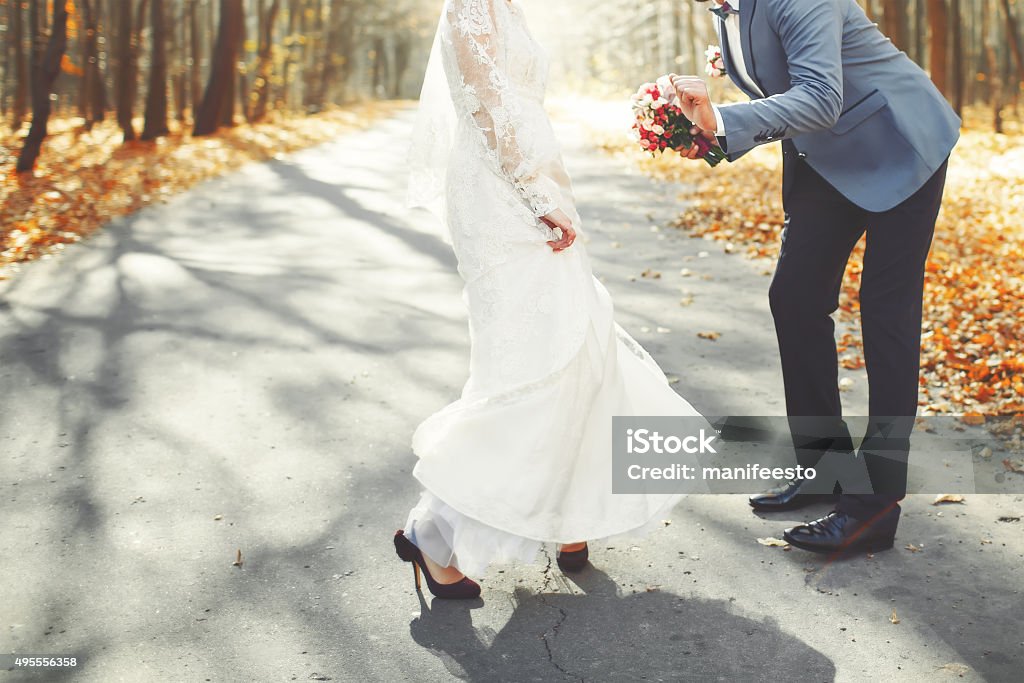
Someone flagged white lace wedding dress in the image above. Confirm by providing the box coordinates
[404,0,702,577]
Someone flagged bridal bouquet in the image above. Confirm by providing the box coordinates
[630,77,726,167]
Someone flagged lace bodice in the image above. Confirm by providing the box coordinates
[441,0,560,217]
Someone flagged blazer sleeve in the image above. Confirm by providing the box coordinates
[716,0,845,157]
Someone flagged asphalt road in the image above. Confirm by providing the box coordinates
[1,108,1022,682]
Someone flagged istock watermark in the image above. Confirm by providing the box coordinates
[625,427,719,454]
[611,416,1024,495]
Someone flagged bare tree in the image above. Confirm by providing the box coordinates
[79,0,109,130]
[950,0,964,116]
[189,0,202,118]
[249,0,282,122]
[114,0,146,141]
[194,0,243,135]
[316,0,346,109]
[883,0,908,53]
[982,0,1003,133]
[17,0,70,172]
[927,0,949,98]
[1001,0,1024,104]
[279,0,301,108]
[142,0,170,139]
[10,0,29,129]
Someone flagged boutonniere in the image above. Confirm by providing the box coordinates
[705,45,727,78]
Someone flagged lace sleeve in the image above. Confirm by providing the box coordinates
[441,0,560,217]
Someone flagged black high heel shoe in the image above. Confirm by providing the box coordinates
[556,543,589,572]
[394,530,481,599]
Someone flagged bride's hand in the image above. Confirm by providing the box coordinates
[542,209,576,252]
[681,126,721,160]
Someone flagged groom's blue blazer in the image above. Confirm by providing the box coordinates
[715,0,961,212]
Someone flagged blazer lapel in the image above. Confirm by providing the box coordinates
[740,0,769,96]
[715,19,738,80]
[715,10,762,100]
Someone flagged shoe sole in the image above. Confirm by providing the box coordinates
[748,495,839,512]
[556,559,589,572]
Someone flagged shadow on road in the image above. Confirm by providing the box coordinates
[409,568,836,682]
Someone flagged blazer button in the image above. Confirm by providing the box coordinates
[798,152,807,159]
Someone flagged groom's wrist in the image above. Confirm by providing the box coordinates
[713,105,726,137]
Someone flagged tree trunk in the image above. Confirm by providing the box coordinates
[686,0,699,77]
[279,0,300,108]
[11,0,29,129]
[78,0,91,122]
[863,0,875,23]
[391,37,411,99]
[303,0,323,110]
[132,0,151,101]
[80,0,109,129]
[950,0,963,117]
[926,0,949,98]
[921,0,929,64]
[1001,0,1024,101]
[142,0,170,139]
[982,0,1003,133]
[249,0,282,121]
[316,0,345,109]
[337,3,357,103]
[115,0,133,140]
[189,0,202,120]
[17,0,70,172]
[882,0,908,52]
[371,35,387,96]
[233,0,246,125]
[172,0,187,122]
[194,0,243,136]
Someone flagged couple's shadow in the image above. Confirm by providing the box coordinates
[410,567,835,682]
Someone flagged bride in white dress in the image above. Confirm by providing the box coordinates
[394,0,703,599]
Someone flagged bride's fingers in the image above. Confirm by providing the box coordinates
[548,235,568,251]
[558,226,577,251]
[547,224,576,252]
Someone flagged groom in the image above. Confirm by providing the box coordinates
[670,0,960,554]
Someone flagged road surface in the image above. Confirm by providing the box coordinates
[1,108,1021,682]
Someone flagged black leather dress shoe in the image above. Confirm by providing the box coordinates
[748,479,838,512]
[783,508,899,555]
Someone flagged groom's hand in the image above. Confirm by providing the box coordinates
[671,75,718,134]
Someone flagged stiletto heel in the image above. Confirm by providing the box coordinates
[556,542,590,572]
[394,529,481,599]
